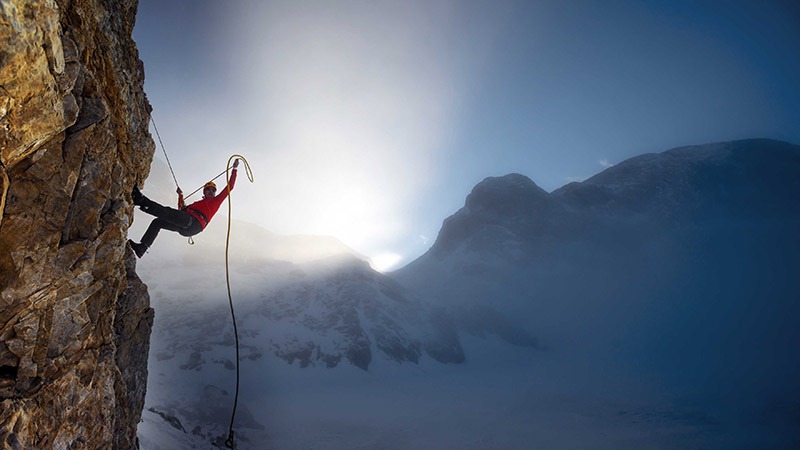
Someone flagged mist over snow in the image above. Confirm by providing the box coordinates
[136,139,800,449]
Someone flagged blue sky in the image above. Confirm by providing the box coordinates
[133,0,800,270]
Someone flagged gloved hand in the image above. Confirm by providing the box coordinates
[233,159,240,169]
[176,187,183,194]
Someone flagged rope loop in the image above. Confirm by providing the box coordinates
[183,155,253,201]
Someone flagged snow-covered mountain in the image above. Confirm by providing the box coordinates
[138,139,800,448]
[395,138,800,429]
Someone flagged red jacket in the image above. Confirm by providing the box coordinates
[181,169,237,229]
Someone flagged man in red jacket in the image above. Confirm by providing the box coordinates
[128,159,239,258]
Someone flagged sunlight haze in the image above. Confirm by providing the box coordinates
[134,0,800,270]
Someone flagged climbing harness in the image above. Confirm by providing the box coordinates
[223,154,253,449]
[147,115,256,449]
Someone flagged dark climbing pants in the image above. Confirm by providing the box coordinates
[139,198,203,247]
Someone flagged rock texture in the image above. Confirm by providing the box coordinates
[1,0,154,448]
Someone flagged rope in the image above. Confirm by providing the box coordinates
[223,154,253,449]
[149,115,181,190]
[143,113,254,444]
[143,113,254,446]
[183,168,227,201]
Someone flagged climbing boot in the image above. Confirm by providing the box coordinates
[128,240,148,258]
[132,184,145,206]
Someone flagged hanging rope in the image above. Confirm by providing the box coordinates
[144,114,255,447]
[149,115,181,191]
[223,154,254,449]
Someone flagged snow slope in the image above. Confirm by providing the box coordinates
[137,139,800,448]
[135,221,465,447]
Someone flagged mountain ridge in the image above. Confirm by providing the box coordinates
[412,138,799,264]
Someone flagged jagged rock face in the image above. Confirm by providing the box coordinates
[0,0,153,448]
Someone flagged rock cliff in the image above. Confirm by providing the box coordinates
[1,0,153,448]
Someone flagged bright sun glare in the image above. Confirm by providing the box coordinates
[224,1,473,268]
[370,252,403,272]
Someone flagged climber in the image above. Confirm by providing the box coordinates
[127,159,240,258]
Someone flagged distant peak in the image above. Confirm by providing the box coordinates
[475,173,540,189]
[466,173,548,213]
